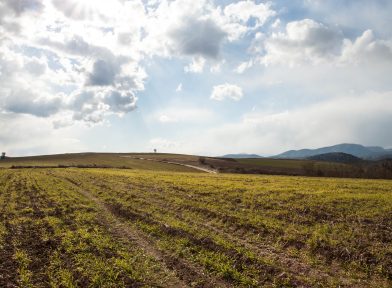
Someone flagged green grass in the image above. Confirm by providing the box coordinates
[0,153,199,172]
[0,168,391,287]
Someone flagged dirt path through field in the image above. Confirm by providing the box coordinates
[55,174,230,288]
[120,156,218,174]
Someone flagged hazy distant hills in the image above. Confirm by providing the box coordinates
[221,154,263,159]
[274,144,392,160]
[307,152,363,164]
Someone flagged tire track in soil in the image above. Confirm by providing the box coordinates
[155,201,369,287]
[51,170,374,287]
[0,172,21,288]
[49,172,231,288]
[83,174,366,287]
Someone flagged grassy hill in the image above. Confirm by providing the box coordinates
[0,168,391,287]
[1,152,392,180]
[0,153,200,173]
[307,152,363,164]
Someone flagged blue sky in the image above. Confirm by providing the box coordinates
[1,0,392,156]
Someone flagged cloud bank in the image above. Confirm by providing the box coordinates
[1,0,392,155]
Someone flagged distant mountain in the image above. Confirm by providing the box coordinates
[307,152,363,164]
[221,154,263,159]
[274,144,392,160]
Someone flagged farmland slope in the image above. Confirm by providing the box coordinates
[0,168,391,287]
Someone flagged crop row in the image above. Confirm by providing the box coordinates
[46,168,392,287]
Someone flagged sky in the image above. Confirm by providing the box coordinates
[1,0,392,156]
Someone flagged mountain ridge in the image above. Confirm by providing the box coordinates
[274,143,392,160]
[307,152,363,164]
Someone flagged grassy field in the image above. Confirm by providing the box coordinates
[0,153,200,173]
[3,152,391,180]
[0,168,391,287]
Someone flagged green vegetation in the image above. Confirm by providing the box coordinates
[2,152,392,180]
[0,153,199,173]
[0,168,391,287]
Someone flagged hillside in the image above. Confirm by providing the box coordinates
[307,152,363,164]
[2,152,392,180]
[274,143,392,160]
[0,153,201,173]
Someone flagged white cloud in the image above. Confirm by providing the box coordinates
[178,91,392,156]
[0,0,275,128]
[235,60,253,74]
[303,0,392,38]
[1,0,392,156]
[340,30,392,65]
[169,17,227,59]
[0,0,146,126]
[0,113,86,156]
[184,57,206,73]
[211,83,244,101]
[224,1,275,29]
[260,19,343,66]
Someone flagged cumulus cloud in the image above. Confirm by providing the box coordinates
[103,90,137,113]
[0,1,145,126]
[24,57,47,76]
[303,0,392,38]
[3,0,43,15]
[177,91,392,156]
[169,18,227,59]
[340,30,392,65]
[224,1,275,29]
[184,57,206,73]
[253,18,392,71]
[0,0,43,38]
[211,84,244,101]
[3,0,273,127]
[2,0,392,156]
[261,19,343,66]
[3,89,62,117]
[87,59,121,86]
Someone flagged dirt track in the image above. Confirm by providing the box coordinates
[120,156,218,174]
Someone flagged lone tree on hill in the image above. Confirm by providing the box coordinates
[1,152,6,160]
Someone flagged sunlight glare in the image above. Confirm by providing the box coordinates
[66,0,116,19]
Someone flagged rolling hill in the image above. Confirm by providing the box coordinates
[307,152,363,164]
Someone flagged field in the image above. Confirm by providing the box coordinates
[3,152,391,180]
[0,168,391,287]
[0,153,348,176]
[0,153,200,173]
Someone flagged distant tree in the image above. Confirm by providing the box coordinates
[154,149,157,153]
[198,157,206,165]
[1,152,5,160]
[302,161,315,175]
